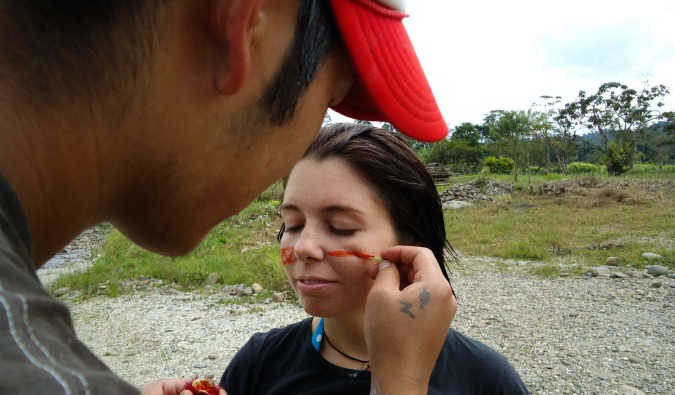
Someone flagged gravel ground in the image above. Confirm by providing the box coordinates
[41,254,675,395]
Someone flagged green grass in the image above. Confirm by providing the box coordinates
[527,265,561,277]
[627,164,675,174]
[445,177,674,270]
[50,197,289,298]
[51,174,674,297]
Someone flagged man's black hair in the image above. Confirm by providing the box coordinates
[0,0,165,105]
[0,0,339,119]
[260,0,340,125]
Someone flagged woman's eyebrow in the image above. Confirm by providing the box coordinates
[320,204,364,215]
[279,203,299,212]
[278,203,364,215]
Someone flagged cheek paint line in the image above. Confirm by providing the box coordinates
[327,250,383,263]
[280,246,295,265]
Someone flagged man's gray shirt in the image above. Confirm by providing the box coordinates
[0,172,139,394]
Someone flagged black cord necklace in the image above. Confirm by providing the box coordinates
[323,331,370,367]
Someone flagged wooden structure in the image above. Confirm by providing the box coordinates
[426,163,450,181]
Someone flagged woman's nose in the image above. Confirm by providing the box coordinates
[292,225,325,263]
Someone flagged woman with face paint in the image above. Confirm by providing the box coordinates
[219,123,530,394]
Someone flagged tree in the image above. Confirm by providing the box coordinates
[663,111,675,135]
[551,101,583,174]
[484,109,538,182]
[639,122,675,166]
[447,122,486,173]
[576,138,603,164]
[529,110,553,172]
[380,122,396,132]
[424,139,454,165]
[453,122,483,144]
[576,81,670,174]
[532,95,562,171]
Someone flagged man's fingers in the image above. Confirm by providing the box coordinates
[380,246,440,280]
[369,260,400,290]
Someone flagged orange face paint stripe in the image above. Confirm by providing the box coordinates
[280,246,295,265]
[326,250,353,257]
[327,250,382,262]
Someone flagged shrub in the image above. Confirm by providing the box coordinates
[567,162,599,174]
[484,157,497,171]
[578,174,600,187]
[483,156,515,175]
[524,166,545,175]
[627,164,675,174]
[626,164,656,174]
[479,166,491,179]
[603,141,635,175]
[503,241,545,261]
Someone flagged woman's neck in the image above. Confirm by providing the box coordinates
[319,314,370,368]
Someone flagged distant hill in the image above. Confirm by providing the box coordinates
[578,123,670,146]
[647,121,667,133]
[578,132,602,146]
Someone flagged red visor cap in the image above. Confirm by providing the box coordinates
[329,0,448,142]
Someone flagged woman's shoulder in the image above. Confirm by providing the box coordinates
[445,330,501,353]
[432,330,530,393]
[442,329,515,368]
[226,317,313,371]
[248,316,313,349]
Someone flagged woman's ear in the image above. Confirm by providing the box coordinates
[210,0,265,95]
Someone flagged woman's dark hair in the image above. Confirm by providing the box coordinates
[279,122,455,282]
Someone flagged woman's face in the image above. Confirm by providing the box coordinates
[279,157,398,318]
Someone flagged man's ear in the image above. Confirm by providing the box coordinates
[210,0,265,95]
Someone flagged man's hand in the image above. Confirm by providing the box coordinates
[366,246,457,395]
[141,378,227,395]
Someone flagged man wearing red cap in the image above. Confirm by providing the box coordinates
[0,1,454,394]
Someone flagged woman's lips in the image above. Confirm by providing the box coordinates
[296,277,336,293]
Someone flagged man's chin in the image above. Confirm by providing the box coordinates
[113,221,208,257]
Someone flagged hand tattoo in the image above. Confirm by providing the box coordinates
[399,301,415,318]
[419,287,430,310]
[398,288,431,318]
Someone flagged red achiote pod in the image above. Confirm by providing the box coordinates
[184,377,222,395]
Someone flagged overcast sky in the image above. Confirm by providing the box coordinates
[390,0,675,128]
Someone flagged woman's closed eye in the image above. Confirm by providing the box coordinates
[284,224,355,236]
[331,227,356,236]
[284,224,304,234]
